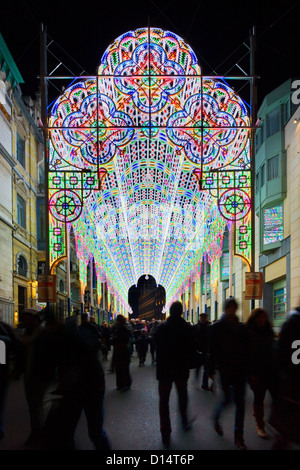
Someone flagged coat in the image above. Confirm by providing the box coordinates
[154,315,195,382]
[208,314,250,378]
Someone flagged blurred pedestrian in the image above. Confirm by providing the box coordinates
[79,313,102,354]
[110,315,132,391]
[269,305,300,449]
[19,308,56,447]
[148,319,158,365]
[136,328,149,366]
[0,311,22,440]
[246,308,278,439]
[154,301,196,448]
[101,321,112,361]
[208,298,249,450]
[42,308,111,450]
[193,313,211,390]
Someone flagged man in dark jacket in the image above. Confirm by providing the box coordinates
[154,301,196,447]
[193,313,211,390]
[269,306,300,448]
[208,298,249,450]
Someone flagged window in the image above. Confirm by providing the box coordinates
[16,133,25,167]
[263,204,284,245]
[17,194,26,228]
[220,251,229,281]
[261,163,265,187]
[267,155,279,181]
[201,265,210,295]
[59,279,65,293]
[17,255,28,277]
[266,108,280,137]
[255,172,260,193]
[273,281,286,319]
[255,128,262,153]
[37,199,45,250]
[38,165,45,185]
[18,285,27,315]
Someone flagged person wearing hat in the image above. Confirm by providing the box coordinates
[19,308,56,447]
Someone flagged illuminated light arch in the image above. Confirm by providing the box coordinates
[47,27,252,310]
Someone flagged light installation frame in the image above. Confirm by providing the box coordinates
[45,27,256,312]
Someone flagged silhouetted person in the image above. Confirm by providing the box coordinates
[110,314,132,391]
[270,305,300,449]
[101,321,112,361]
[0,310,22,441]
[79,313,102,352]
[193,312,211,390]
[208,298,249,450]
[246,308,278,439]
[154,301,196,448]
[42,308,110,450]
[136,328,149,366]
[18,308,56,447]
[148,319,159,365]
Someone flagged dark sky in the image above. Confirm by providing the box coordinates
[1,0,299,107]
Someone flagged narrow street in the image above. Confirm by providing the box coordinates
[1,351,280,452]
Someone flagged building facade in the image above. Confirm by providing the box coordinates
[254,79,299,330]
[0,33,24,325]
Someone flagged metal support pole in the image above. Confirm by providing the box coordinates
[229,222,233,298]
[81,290,84,315]
[40,23,49,277]
[204,254,208,314]
[250,25,258,311]
[90,258,93,316]
[66,225,71,316]
[102,282,105,322]
[190,278,194,324]
[214,286,218,320]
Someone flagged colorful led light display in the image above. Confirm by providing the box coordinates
[263,205,284,245]
[48,28,252,310]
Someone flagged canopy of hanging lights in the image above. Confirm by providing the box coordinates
[48,27,252,311]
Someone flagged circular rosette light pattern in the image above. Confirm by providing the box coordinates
[218,189,251,221]
[166,80,249,168]
[49,190,83,223]
[49,81,134,167]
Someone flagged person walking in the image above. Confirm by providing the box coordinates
[154,301,196,448]
[0,311,22,441]
[136,328,149,366]
[148,319,159,365]
[246,308,278,439]
[208,298,250,450]
[100,321,112,361]
[42,308,111,450]
[18,308,56,447]
[193,313,211,390]
[269,305,300,449]
[110,314,133,391]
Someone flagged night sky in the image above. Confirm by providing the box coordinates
[1,0,299,107]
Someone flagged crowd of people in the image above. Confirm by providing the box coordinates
[0,297,299,451]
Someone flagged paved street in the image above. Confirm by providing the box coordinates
[0,349,286,453]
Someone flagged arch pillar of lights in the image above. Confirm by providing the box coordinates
[44,27,256,315]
